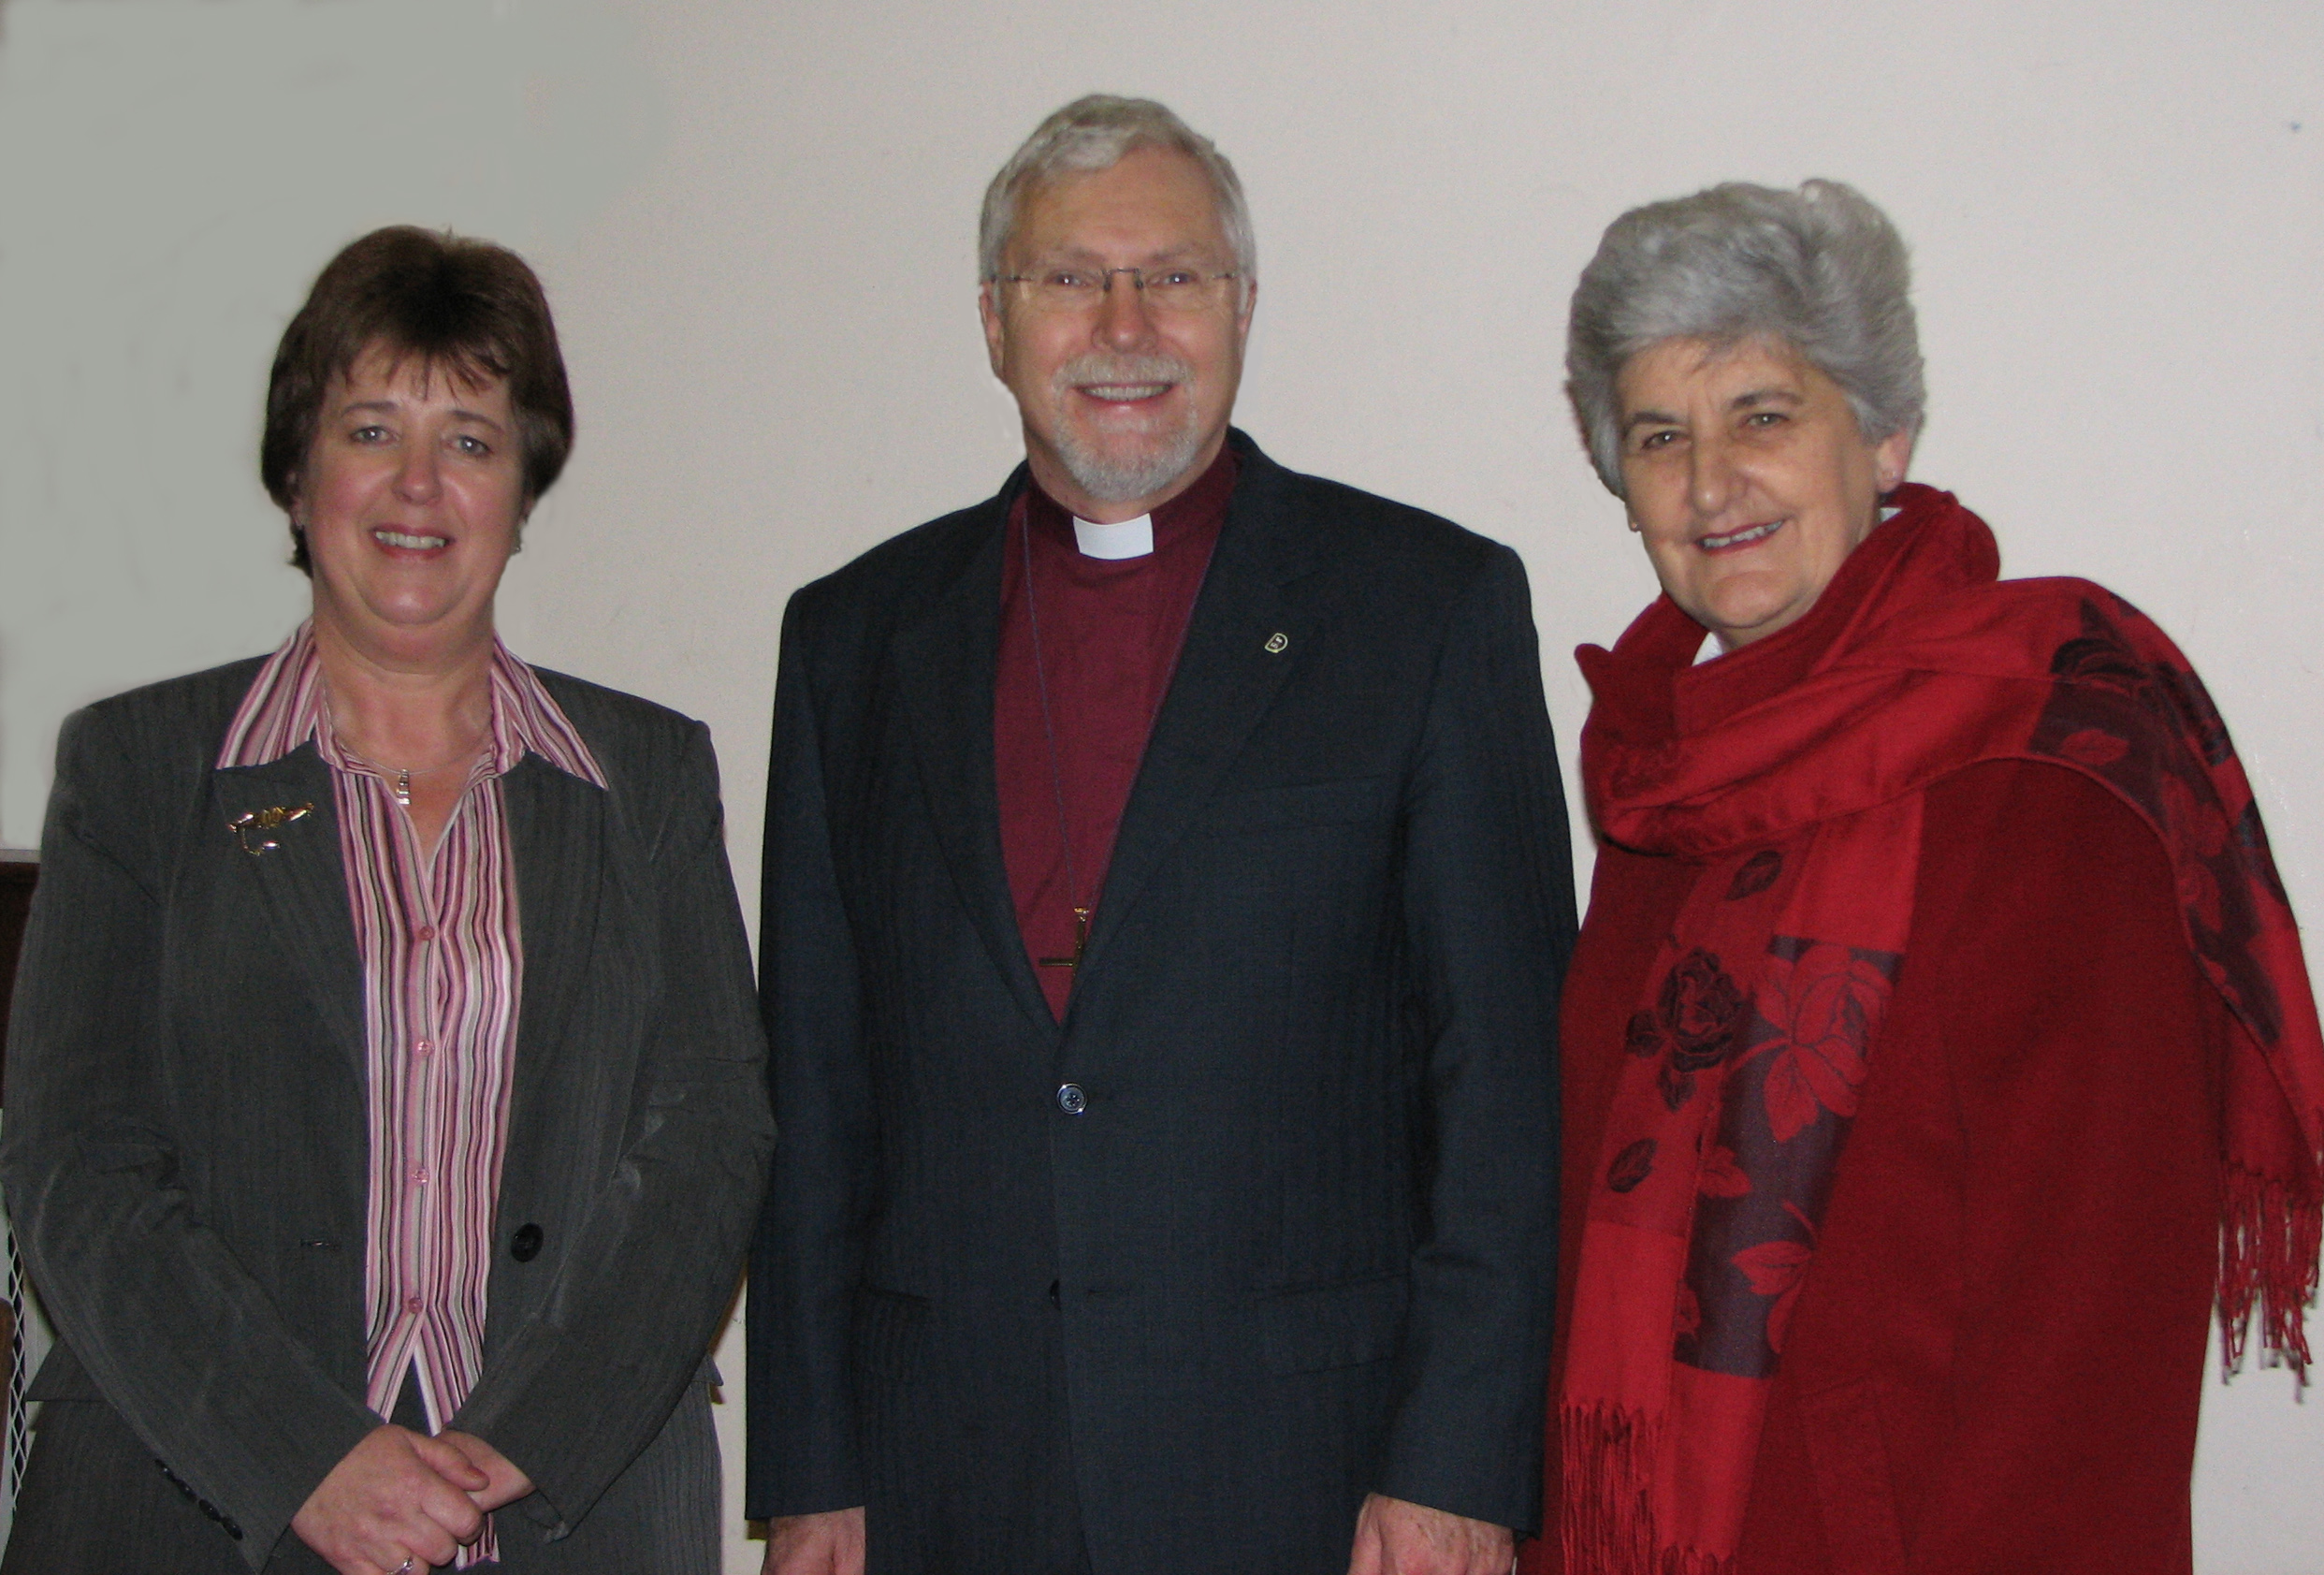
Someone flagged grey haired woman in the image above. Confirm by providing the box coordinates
[1526,180,2323,1575]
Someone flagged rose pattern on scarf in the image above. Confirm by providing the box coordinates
[2236,801,2289,907]
[1607,1138,1657,1194]
[1698,1142,1751,1199]
[1565,493,2324,1575]
[2163,666,2233,768]
[2033,598,2288,1043]
[1732,1203,1819,1354]
[2056,728,2128,768]
[1658,1060,1693,1113]
[1629,947,1750,1110]
[1673,1279,1703,1340]
[1663,950,1750,1068]
[2027,599,2317,1371]
[1674,935,1899,1379]
[2049,618,2151,699]
[1754,941,1895,1143]
[2163,775,2231,933]
[1727,849,1783,900]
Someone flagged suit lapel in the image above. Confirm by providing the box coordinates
[214,749,366,1077]
[892,486,1063,1039]
[503,753,607,1137]
[1080,444,1321,975]
[213,748,611,1096]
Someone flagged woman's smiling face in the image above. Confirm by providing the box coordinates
[297,342,525,654]
[1616,335,1912,650]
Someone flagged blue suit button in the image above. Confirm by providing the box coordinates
[1056,1083,1087,1115]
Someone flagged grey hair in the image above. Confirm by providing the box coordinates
[1565,179,1925,496]
[979,95,1256,300]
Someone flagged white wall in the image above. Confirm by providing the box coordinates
[1,1,2317,1569]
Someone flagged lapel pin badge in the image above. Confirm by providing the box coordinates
[1264,632,1289,654]
[230,803,313,855]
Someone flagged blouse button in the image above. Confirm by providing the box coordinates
[415,926,436,942]
[412,1167,429,1186]
[405,1296,423,1315]
[414,1040,433,1057]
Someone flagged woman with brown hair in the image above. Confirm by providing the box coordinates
[1,226,772,1573]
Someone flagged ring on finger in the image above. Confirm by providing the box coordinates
[396,1558,414,1575]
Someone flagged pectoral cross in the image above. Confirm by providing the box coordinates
[1038,907,1092,970]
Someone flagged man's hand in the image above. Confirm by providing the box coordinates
[436,1430,534,1512]
[291,1424,490,1575]
[761,1506,866,1575]
[1347,1493,1515,1575]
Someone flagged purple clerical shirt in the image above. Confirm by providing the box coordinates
[995,446,1236,1020]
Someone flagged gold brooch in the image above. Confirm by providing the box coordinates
[229,803,313,855]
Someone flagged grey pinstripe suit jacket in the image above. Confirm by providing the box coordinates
[0,657,774,1572]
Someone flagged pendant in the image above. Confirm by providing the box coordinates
[1038,907,1092,970]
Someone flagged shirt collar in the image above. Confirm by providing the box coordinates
[217,619,606,789]
[1026,440,1240,559]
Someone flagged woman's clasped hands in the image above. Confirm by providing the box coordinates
[292,1425,533,1575]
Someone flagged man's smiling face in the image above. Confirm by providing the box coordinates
[980,145,1254,523]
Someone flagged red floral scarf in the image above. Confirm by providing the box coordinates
[1559,485,2324,1574]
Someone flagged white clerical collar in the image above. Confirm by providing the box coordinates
[1073,514,1155,561]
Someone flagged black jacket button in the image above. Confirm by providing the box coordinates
[510,1222,544,1262]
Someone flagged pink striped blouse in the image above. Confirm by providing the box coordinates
[219,621,603,1565]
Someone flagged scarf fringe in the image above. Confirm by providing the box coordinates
[2216,1162,2321,1385]
[1562,1403,1740,1575]
[1561,1402,1659,1575]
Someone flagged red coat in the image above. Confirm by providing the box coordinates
[1535,752,2223,1572]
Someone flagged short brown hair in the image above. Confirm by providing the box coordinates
[261,226,575,573]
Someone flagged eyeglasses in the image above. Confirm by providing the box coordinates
[999,264,1242,315]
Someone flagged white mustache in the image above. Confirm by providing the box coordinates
[1052,354,1192,393]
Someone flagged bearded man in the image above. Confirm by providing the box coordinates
[746,95,1574,1575]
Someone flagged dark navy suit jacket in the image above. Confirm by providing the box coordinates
[747,432,1575,1574]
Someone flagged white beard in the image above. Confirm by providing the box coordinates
[1046,353,1206,503]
